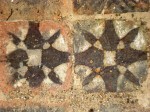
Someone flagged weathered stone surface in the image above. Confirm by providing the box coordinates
[0,1,11,20]
[0,0,150,111]
[104,0,149,14]
[74,19,148,92]
[73,0,149,14]
[73,0,106,14]
[0,0,67,21]
[0,107,65,112]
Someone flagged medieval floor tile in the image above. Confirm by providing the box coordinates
[73,0,149,15]
[0,21,72,94]
[73,19,149,92]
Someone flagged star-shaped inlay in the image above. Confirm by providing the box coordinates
[74,20,148,92]
[7,22,70,87]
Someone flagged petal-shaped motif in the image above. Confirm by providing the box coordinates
[82,72,96,86]
[8,32,21,45]
[100,66,120,92]
[48,71,62,84]
[99,20,119,51]
[24,22,44,49]
[7,49,28,69]
[25,66,45,87]
[121,28,139,47]
[82,30,97,45]
[116,47,147,67]
[75,47,104,69]
[124,70,140,86]
[42,47,69,69]
[46,30,60,45]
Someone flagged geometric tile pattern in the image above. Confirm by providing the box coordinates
[73,0,149,14]
[73,0,106,14]
[6,22,70,87]
[74,20,148,92]
[0,19,149,94]
[105,0,149,13]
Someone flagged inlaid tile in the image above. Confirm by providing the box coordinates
[0,21,72,92]
[74,20,148,92]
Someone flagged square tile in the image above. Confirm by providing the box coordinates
[73,19,149,92]
[0,21,72,94]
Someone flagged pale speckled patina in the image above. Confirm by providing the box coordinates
[74,20,148,92]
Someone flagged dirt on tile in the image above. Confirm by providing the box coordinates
[0,0,63,21]
[0,0,150,112]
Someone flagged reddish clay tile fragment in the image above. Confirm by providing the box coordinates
[0,21,72,94]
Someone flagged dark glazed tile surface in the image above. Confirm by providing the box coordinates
[74,20,148,92]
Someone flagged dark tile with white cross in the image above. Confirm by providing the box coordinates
[74,20,148,92]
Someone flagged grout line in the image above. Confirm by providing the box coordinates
[67,12,150,21]
[0,12,150,22]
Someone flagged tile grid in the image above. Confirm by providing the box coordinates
[0,0,150,111]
